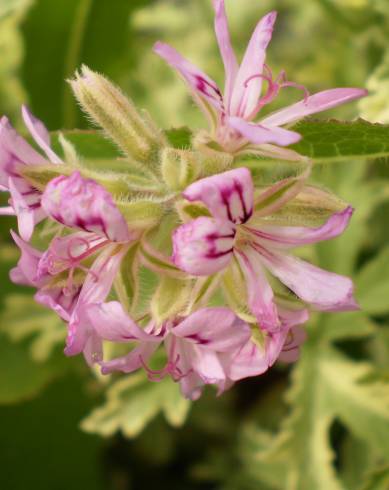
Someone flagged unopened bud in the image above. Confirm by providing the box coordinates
[69,65,166,162]
[192,130,233,176]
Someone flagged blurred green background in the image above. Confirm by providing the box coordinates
[1,1,389,489]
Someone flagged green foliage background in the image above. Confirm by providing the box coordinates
[1,0,389,489]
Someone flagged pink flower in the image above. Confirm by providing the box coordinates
[154,0,367,156]
[172,168,358,332]
[0,106,62,241]
[87,302,307,400]
[10,171,138,364]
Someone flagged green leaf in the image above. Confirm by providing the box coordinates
[290,119,389,163]
[360,465,389,490]
[81,372,190,438]
[355,246,389,315]
[51,130,119,159]
[320,312,376,342]
[20,0,148,129]
[1,294,65,362]
[165,127,192,149]
[0,333,68,404]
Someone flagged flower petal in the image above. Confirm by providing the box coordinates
[235,247,279,331]
[261,88,368,127]
[35,285,81,322]
[212,0,238,106]
[172,307,251,352]
[87,301,155,342]
[228,117,301,146]
[247,206,353,249]
[21,105,62,164]
[230,11,277,118]
[183,167,254,224]
[9,230,42,286]
[41,171,131,242]
[256,243,359,311]
[278,325,306,363]
[64,245,128,357]
[172,217,235,276]
[153,41,224,114]
[100,342,160,375]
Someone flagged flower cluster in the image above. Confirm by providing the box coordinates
[1,0,366,400]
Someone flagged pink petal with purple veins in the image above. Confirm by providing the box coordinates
[235,246,279,331]
[212,0,238,107]
[172,217,235,275]
[153,41,224,114]
[254,242,359,312]
[42,171,132,242]
[35,285,81,322]
[230,11,277,119]
[21,105,62,164]
[172,307,251,351]
[183,167,254,224]
[247,206,353,249]
[228,117,301,146]
[261,88,368,127]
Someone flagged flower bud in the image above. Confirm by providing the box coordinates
[69,65,166,163]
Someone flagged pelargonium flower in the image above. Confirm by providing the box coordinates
[172,168,358,332]
[86,302,307,400]
[10,171,138,363]
[0,106,62,241]
[154,0,367,157]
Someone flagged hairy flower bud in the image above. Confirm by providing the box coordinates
[69,65,166,162]
[160,147,201,191]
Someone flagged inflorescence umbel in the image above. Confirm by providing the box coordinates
[0,0,367,400]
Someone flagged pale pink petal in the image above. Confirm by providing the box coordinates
[153,41,224,113]
[64,245,128,357]
[226,340,269,380]
[172,217,235,275]
[100,342,160,374]
[228,117,301,146]
[35,285,81,322]
[278,325,306,363]
[247,206,353,248]
[172,307,251,351]
[87,301,156,342]
[235,247,279,331]
[230,11,277,118]
[41,171,131,242]
[183,167,254,224]
[21,105,62,164]
[255,243,359,311]
[0,206,15,215]
[10,230,42,286]
[212,0,238,106]
[185,343,226,383]
[178,371,204,401]
[261,88,368,127]
[0,116,46,169]
[8,177,35,241]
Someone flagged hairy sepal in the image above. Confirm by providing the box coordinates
[117,198,165,230]
[160,148,201,191]
[113,243,140,315]
[151,276,192,324]
[140,239,186,279]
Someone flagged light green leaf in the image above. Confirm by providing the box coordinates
[1,294,65,362]
[80,372,190,438]
[360,465,389,490]
[355,246,389,315]
[290,119,389,163]
[165,127,192,149]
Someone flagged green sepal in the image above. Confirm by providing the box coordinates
[113,243,140,315]
[117,199,165,230]
[160,147,201,191]
[222,257,255,323]
[151,276,192,324]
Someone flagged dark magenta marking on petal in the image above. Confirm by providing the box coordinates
[205,248,233,259]
[186,333,210,345]
[233,179,252,223]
